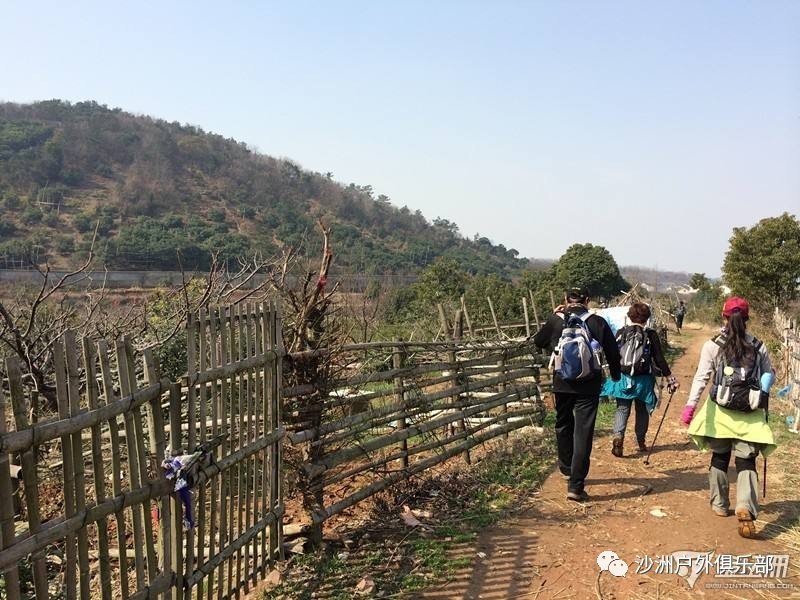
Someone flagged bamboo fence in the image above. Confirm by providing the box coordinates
[0,299,551,598]
[0,302,285,600]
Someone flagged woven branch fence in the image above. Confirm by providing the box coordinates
[775,308,800,432]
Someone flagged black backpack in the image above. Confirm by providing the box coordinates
[709,335,767,412]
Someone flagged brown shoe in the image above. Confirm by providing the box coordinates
[611,437,623,458]
[712,507,730,517]
[736,508,756,538]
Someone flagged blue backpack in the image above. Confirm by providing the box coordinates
[554,312,601,381]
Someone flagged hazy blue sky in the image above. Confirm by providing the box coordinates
[3,1,798,275]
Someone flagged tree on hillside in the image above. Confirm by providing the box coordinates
[690,273,711,291]
[554,243,630,298]
[722,212,800,308]
[413,257,467,308]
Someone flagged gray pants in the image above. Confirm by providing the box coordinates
[612,398,649,442]
[706,438,760,518]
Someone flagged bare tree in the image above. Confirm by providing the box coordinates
[0,226,280,409]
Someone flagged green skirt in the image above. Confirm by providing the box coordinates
[687,397,776,456]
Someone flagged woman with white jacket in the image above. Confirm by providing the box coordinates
[679,297,775,538]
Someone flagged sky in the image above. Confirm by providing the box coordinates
[2,1,799,276]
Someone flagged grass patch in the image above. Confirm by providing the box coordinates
[596,399,617,431]
[262,431,556,598]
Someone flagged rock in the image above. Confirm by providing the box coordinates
[285,537,307,554]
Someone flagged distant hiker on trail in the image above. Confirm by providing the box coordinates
[603,303,679,458]
[679,296,776,538]
[673,300,687,333]
[533,288,622,503]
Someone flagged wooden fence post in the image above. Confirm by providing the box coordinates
[460,296,474,338]
[81,340,113,600]
[168,382,184,600]
[6,359,48,599]
[53,337,79,599]
[487,297,502,339]
[393,339,409,470]
[437,303,450,340]
[143,348,170,580]
[450,315,471,465]
[522,297,531,338]
[498,350,508,440]
[529,289,540,333]
[0,361,21,600]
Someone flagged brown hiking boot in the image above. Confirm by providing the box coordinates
[736,508,756,538]
[611,437,623,458]
[637,439,648,453]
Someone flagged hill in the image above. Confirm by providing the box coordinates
[0,100,526,276]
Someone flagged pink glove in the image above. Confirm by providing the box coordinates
[679,405,696,426]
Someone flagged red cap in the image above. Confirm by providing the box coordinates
[722,296,749,318]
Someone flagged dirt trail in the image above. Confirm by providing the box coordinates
[419,326,798,599]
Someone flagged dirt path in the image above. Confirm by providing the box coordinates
[418,326,799,599]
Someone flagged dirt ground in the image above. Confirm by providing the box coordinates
[417,325,800,599]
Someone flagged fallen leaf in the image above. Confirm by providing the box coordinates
[401,505,422,528]
[412,508,432,519]
[477,551,487,559]
[355,575,376,595]
[265,569,283,587]
[650,507,668,518]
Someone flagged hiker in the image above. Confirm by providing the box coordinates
[533,288,622,502]
[673,300,687,333]
[679,297,776,538]
[603,303,679,457]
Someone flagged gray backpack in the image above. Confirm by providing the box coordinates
[617,325,653,376]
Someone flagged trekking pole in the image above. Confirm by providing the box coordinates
[643,388,676,466]
[762,400,769,499]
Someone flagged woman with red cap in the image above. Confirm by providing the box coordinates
[679,297,776,538]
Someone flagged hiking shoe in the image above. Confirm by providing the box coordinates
[712,507,730,517]
[567,490,590,503]
[611,437,623,458]
[637,439,648,453]
[736,509,756,538]
[560,471,571,481]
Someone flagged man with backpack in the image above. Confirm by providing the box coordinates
[533,288,622,502]
[673,300,687,333]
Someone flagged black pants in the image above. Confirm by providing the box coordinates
[675,314,684,330]
[554,392,599,493]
